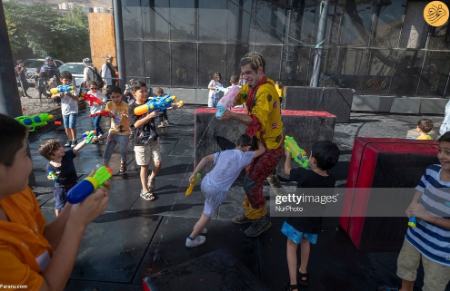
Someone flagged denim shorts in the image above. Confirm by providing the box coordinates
[62,113,77,129]
[53,186,68,210]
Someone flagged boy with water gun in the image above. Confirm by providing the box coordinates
[0,114,109,290]
[85,81,107,142]
[39,135,91,216]
[282,140,339,289]
[51,71,79,148]
[387,132,450,291]
[185,135,265,248]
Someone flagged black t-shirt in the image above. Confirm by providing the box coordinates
[47,150,78,189]
[128,101,158,146]
[287,167,336,233]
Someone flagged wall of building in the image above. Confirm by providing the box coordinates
[121,0,450,98]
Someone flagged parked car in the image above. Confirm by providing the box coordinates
[23,58,64,85]
[58,62,85,88]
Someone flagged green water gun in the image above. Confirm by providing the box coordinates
[15,113,54,132]
[284,135,309,169]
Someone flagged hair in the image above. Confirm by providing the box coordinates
[89,81,98,87]
[212,72,222,80]
[438,131,450,142]
[0,114,28,167]
[240,52,265,72]
[131,80,147,93]
[230,74,239,84]
[111,86,122,94]
[60,71,73,80]
[155,87,164,95]
[38,139,62,161]
[236,134,253,147]
[311,141,340,171]
[417,119,433,134]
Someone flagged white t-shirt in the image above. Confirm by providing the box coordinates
[202,149,255,192]
[61,93,78,115]
[87,90,107,115]
[440,99,450,135]
[208,80,223,98]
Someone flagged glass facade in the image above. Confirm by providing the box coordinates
[122,0,450,98]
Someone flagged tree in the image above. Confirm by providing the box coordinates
[4,2,90,62]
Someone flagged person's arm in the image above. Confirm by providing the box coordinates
[284,149,292,176]
[221,110,252,125]
[253,141,266,158]
[410,201,450,229]
[40,187,109,291]
[72,139,88,155]
[207,80,215,90]
[189,154,214,182]
[83,67,89,83]
[133,111,158,129]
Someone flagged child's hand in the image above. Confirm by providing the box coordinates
[189,174,196,183]
[121,113,128,118]
[405,201,419,217]
[69,186,109,227]
[147,111,158,119]
[409,203,432,221]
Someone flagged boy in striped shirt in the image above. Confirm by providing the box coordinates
[397,132,450,291]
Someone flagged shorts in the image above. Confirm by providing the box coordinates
[62,113,77,129]
[397,239,450,291]
[281,221,318,245]
[134,141,161,166]
[201,180,227,217]
[53,186,68,210]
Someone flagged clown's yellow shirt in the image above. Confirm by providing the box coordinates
[236,79,283,150]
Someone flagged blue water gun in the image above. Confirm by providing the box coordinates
[67,166,112,203]
[50,84,75,95]
[134,95,184,116]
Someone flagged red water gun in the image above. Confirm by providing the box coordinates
[89,110,113,118]
[82,93,103,106]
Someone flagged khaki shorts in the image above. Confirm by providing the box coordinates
[134,141,161,166]
[397,239,450,291]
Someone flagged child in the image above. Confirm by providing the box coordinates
[186,135,265,248]
[103,87,130,174]
[282,141,340,289]
[39,137,88,216]
[86,81,107,142]
[155,87,170,128]
[0,113,108,289]
[406,119,435,140]
[52,71,79,147]
[393,132,450,291]
[129,81,160,201]
[207,72,223,108]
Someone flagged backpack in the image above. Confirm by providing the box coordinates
[90,67,104,88]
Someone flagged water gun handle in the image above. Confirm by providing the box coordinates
[185,173,201,197]
[67,166,112,203]
[408,216,417,228]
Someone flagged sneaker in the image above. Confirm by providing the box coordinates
[232,214,254,225]
[71,140,77,148]
[64,141,71,147]
[244,216,272,237]
[140,191,155,201]
[185,235,206,248]
[157,122,165,128]
[163,120,169,127]
[201,228,208,234]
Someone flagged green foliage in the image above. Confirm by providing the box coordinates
[4,2,90,62]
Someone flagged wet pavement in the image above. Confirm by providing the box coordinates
[27,106,449,291]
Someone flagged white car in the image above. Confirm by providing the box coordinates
[23,58,64,85]
[58,62,85,88]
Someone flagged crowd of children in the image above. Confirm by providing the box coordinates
[1,61,449,290]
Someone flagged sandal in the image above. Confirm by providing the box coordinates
[140,191,156,201]
[298,271,309,287]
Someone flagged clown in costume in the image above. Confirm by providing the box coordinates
[221,52,284,237]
